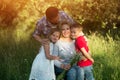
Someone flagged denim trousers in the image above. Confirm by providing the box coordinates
[55,65,78,80]
[77,65,94,80]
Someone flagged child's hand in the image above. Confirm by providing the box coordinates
[59,59,64,62]
[90,58,94,64]
[53,56,60,60]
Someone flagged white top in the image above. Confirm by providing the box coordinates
[53,40,76,68]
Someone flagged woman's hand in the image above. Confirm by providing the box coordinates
[61,64,71,70]
[64,64,71,70]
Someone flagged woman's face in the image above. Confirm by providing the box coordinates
[50,31,60,43]
[61,24,71,38]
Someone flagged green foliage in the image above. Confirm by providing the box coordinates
[88,34,120,80]
[0,0,120,33]
[0,0,120,80]
[0,0,29,26]
[62,0,120,34]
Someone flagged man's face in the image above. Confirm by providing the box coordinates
[48,15,59,25]
[71,28,80,39]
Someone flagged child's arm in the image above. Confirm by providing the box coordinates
[88,50,92,56]
[44,43,60,60]
[80,48,94,63]
[34,36,59,60]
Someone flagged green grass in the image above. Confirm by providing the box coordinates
[0,29,120,80]
[88,34,120,80]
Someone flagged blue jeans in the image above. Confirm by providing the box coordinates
[55,65,78,80]
[77,65,94,80]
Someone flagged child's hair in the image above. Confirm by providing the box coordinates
[59,21,70,30]
[70,23,83,31]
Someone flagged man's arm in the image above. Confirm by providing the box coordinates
[33,34,50,45]
[33,34,42,43]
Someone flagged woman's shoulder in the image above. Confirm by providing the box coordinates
[55,39,68,45]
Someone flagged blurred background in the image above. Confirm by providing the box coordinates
[0,0,120,80]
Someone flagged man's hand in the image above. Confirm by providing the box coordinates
[33,34,49,45]
[41,39,50,45]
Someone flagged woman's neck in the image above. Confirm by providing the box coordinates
[60,37,72,42]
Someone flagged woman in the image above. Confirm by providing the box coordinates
[53,22,77,80]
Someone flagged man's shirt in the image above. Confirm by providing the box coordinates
[33,11,74,37]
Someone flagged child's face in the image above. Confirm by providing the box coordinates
[71,28,81,39]
[50,31,60,43]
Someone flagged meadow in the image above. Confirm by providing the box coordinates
[0,0,120,80]
[0,28,120,80]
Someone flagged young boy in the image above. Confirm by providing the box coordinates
[70,23,94,80]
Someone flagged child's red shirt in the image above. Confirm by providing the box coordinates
[75,36,92,67]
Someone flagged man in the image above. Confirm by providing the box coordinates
[33,6,75,44]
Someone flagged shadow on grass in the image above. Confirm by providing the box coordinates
[0,36,41,80]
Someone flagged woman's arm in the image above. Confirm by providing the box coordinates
[53,44,63,68]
